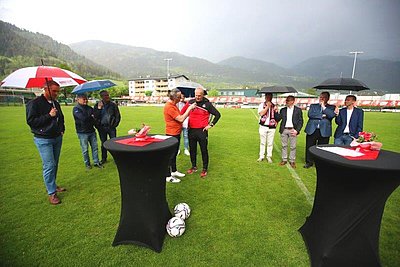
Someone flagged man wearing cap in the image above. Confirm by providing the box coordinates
[26,81,66,205]
[73,94,103,170]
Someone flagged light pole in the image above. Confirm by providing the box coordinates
[164,58,172,79]
[349,51,363,78]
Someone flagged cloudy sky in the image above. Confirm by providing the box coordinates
[1,0,399,66]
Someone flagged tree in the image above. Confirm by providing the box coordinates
[207,89,219,97]
[145,90,152,96]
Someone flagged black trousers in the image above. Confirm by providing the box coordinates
[188,128,209,170]
[98,127,117,161]
[305,129,330,164]
[165,134,180,176]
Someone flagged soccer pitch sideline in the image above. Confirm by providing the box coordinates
[0,106,399,266]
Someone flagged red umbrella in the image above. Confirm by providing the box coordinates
[0,66,86,88]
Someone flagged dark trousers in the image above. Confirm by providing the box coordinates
[305,129,330,164]
[188,128,209,170]
[98,127,117,161]
[165,134,181,176]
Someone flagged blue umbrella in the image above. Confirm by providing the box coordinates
[72,79,116,94]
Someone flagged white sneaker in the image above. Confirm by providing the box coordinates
[166,176,181,183]
[171,171,185,178]
[266,157,273,163]
[257,157,264,162]
[177,150,181,155]
[184,149,190,156]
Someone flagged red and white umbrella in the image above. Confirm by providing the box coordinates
[0,66,86,88]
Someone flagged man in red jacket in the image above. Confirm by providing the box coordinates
[181,88,221,178]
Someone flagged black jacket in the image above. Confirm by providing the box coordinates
[277,105,304,134]
[93,101,121,129]
[26,95,65,138]
[73,104,96,133]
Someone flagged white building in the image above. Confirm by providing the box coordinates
[128,75,189,97]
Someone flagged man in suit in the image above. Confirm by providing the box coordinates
[278,95,304,168]
[304,91,338,168]
[334,95,364,145]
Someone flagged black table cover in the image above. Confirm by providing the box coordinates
[299,145,400,267]
[104,135,178,252]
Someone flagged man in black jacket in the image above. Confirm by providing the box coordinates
[73,94,103,169]
[26,81,66,205]
[93,90,121,164]
[277,95,304,168]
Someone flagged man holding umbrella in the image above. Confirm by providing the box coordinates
[304,91,338,168]
[257,93,280,163]
[26,81,66,205]
[93,90,121,164]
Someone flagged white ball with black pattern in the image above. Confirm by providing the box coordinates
[166,217,186,237]
[174,203,191,220]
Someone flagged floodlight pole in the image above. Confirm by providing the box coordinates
[349,51,363,78]
[164,58,172,79]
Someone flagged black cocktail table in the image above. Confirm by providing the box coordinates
[299,145,400,267]
[104,135,178,252]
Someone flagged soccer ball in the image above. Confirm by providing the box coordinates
[174,203,191,220]
[166,217,186,237]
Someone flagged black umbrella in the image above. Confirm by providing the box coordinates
[313,78,370,91]
[257,85,298,94]
[176,81,206,97]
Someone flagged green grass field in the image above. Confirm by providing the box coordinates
[0,106,399,266]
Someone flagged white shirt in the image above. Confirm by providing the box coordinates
[285,106,294,128]
[177,101,189,128]
[344,108,353,133]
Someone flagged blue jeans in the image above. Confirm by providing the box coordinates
[34,135,63,195]
[334,134,353,146]
[77,132,100,166]
[182,127,189,150]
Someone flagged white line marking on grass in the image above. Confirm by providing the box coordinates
[250,109,313,205]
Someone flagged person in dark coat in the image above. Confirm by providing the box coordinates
[304,91,338,168]
[26,80,66,205]
[93,90,121,164]
[278,95,304,168]
[73,94,103,169]
[334,95,364,145]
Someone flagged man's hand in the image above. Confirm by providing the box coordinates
[203,125,212,131]
[189,102,197,110]
[290,129,297,136]
[334,106,339,115]
[49,107,57,117]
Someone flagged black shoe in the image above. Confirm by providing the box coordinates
[94,163,104,169]
[303,163,313,169]
[86,165,92,170]
[100,159,107,164]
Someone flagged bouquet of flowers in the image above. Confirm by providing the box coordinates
[350,131,382,150]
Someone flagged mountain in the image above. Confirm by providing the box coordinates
[292,56,400,93]
[0,20,119,79]
[70,41,312,89]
